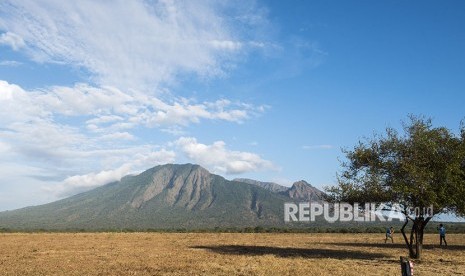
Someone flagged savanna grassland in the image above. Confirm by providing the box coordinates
[0,233,464,275]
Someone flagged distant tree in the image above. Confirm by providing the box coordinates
[326,116,465,259]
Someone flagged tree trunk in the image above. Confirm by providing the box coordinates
[400,217,431,260]
[401,219,415,257]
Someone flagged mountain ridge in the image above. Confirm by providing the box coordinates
[233,178,324,201]
[233,178,289,193]
[0,164,325,230]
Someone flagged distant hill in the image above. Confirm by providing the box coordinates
[234,178,324,201]
[233,178,288,193]
[0,164,326,230]
[283,180,325,201]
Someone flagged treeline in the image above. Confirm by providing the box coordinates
[2,223,465,234]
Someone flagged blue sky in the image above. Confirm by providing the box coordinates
[0,0,464,211]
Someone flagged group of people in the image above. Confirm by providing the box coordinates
[384,224,447,246]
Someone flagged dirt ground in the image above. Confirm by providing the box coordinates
[0,232,464,275]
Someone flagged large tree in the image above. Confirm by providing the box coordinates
[327,116,465,259]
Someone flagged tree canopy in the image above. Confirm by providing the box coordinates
[327,116,465,259]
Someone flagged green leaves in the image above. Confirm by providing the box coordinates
[328,116,465,217]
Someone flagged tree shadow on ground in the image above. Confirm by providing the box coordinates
[191,245,388,260]
[328,242,465,251]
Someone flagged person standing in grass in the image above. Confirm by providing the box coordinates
[438,224,447,246]
[385,227,394,243]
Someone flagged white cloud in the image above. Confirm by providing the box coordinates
[175,137,275,175]
[0,0,270,183]
[36,84,135,116]
[86,115,124,126]
[0,0,275,208]
[51,164,133,197]
[131,149,176,169]
[0,80,47,123]
[98,132,135,141]
[0,79,271,199]
[5,120,85,161]
[0,80,179,177]
[0,60,22,66]
[160,126,186,136]
[1,80,264,136]
[210,40,243,50]
[0,141,10,154]
[0,32,25,50]
[48,148,176,197]
[0,80,16,100]
[137,96,259,127]
[0,0,265,91]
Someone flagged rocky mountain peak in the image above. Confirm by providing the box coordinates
[284,180,323,201]
[130,163,214,209]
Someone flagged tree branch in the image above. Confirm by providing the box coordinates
[400,218,415,258]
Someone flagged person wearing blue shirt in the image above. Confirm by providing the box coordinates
[438,224,447,246]
[385,227,394,243]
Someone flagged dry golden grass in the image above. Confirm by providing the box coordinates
[0,232,464,275]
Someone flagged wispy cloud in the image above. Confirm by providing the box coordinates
[1,80,265,131]
[0,80,273,198]
[0,60,22,66]
[0,1,275,203]
[0,0,266,91]
[0,31,25,50]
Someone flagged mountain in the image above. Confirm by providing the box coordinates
[233,178,288,193]
[234,178,324,202]
[0,164,325,230]
[284,180,325,201]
